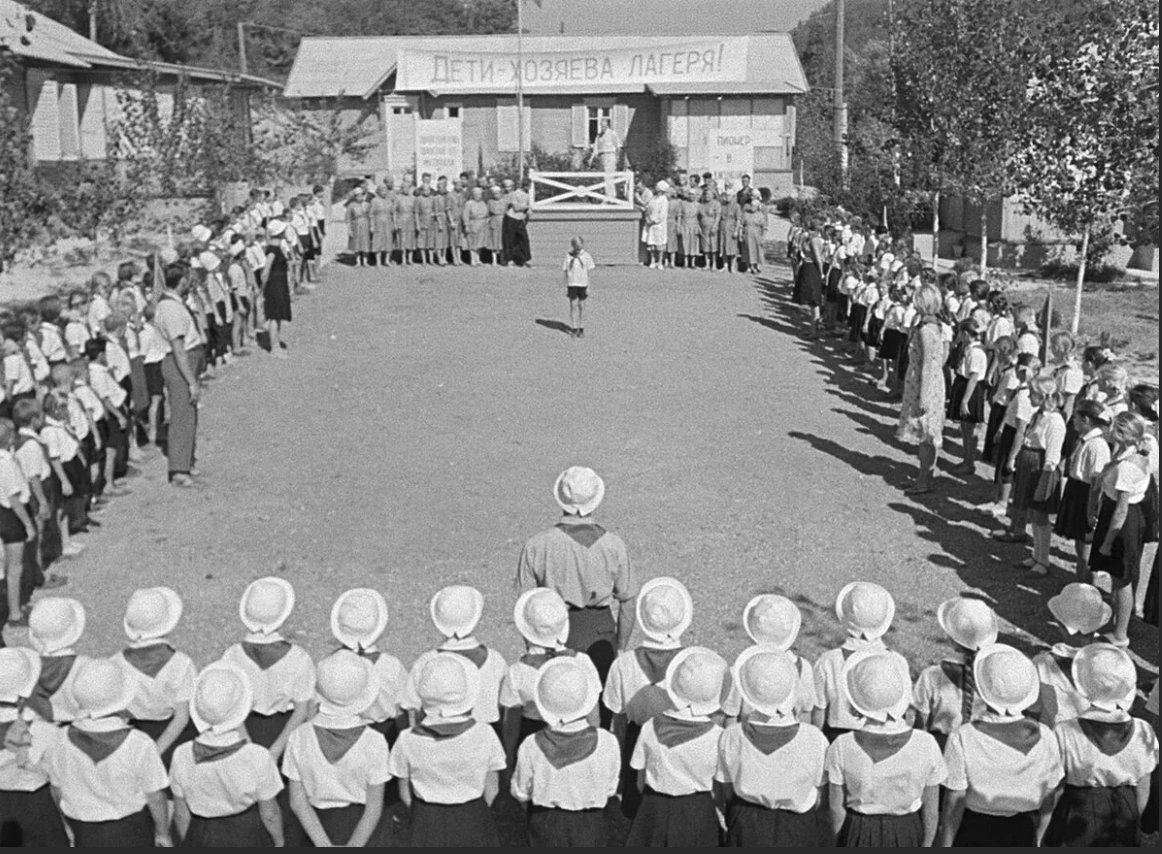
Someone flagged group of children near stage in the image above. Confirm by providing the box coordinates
[1,574,1157,847]
[0,191,323,631]
[787,213,1160,646]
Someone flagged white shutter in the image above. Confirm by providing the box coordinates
[612,103,629,140]
[26,71,61,161]
[570,103,587,148]
[57,83,80,158]
[78,84,107,159]
[497,100,531,153]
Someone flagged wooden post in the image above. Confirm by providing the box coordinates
[516,0,525,184]
[979,203,989,276]
[834,0,848,187]
[932,190,940,267]
[1072,224,1090,335]
[237,22,249,75]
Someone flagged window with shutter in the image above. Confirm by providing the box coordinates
[26,72,61,161]
[612,103,629,139]
[496,100,531,152]
[78,83,107,159]
[570,104,587,148]
[58,83,81,159]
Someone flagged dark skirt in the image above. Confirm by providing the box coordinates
[838,809,922,847]
[0,784,70,847]
[263,277,292,323]
[993,425,1018,485]
[1043,784,1139,847]
[1012,447,1061,514]
[182,804,271,848]
[626,788,719,847]
[947,375,987,424]
[796,264,824,307]
[131,715,198,770]
[317,802,392,847]
[1088,496,1145,583]
[144,361,164,397]
[848,304,868,343]
[527,803,610,847]
[864,315,883,348]
[0,503,28,544]
[952,807,1037,847]
[68,806,153,848]
[409,797,498,848]
[724,798,819,847]
[879,328,906,362]
[1054,477,1094,540]
[981,399,1006,464]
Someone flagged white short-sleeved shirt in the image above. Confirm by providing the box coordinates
[25,338,49,382]
[40,417,80,463]
[153,296,197,354]
[3,352,34,395]
[1055,713,1158,787]
[1067,430,1111,482]
[401,640,507,724]
[74,385,104,424]
[814,641,912,730]
[220,636,317,715]
[39,324,67,363]
[349,647,409,722]
[169,733,283,818]
[15,430,50,483]
[64,321,89,354]
[1023,409,1067,469]
[87,296,111,336]
[1098,451,1151,504]
[0,711,59,791]
[824,728,946,815]
[499,648,601,721]
[911,660,988,739]
[104,340,132,382]
[282,713,392,809]
[986,315,1014,347]
[1053,361,1085,397]
[140,324,168,365]
[603,642,683,724]
[942,716,1063,816]
[65,393,90,438]
[0,451,30,509]
[88,363,127,409]
[511,722,620,809]
[1002,387,1034,429]
[563,250,595,288]
[723,649,816,722]
[41,717,168,822]
[1031,648,1088,726]
[630,712,721,796]
[715,721,828,812]
[113,642,197,722]
[989,365,1019,405]
[386,719,506,804]
[1017,331,1041,357]
[957,343,988,380]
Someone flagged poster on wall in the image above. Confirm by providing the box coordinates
[704,132,755,187]
[413,118,463,182]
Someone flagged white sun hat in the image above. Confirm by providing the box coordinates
[665,647,728,717]
[936,596,999,651]
[190,662,254,735]
[0,648,41,704]
[415,652,480,719]
[266,219,287,237]
[190,225,212,244]
[655,180,671,193]
[835,582,895,640]
[1072,643,1137,713]
[29,597,86,654]
[239,577,295,634]
[331,588,389,651]
[534,656,602,727]
[637,577,693,644]
[123,587,183,642]
[553,466,606,516]
[735,646,799,719]
[315,650,378,718]
[974,643,1041,716]
[429,585,484,640]
[842,647,911,730]
[197,250,221,272]
[743,594,802,649]
[1047,583,1112,636]
[514,588,570,649]
[69,656,136,720]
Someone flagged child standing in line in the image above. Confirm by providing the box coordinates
[38,391,84,560]
[626,647,728,847]
[13,399,64,592]
[330,588,409,744]
[169,662,285,846]
[84,340,129,496]
[511,655,620,846]
[826,649,945,847]
[35,298,69,368]
[911,597,999,752]
[986,353,1041,521]
[25,597,85,722]
[1049,330,1086,420]
[387,652,507,847]
[717,648,829,846]
[980,335,1018,469]
[563,236,595,339]
[939,643,1064,847]
[813,582,911,742]
[1054,400,1112,579]
[114,586,197,767]
[947,318,989,475]
[1031,583,1111,726]
[283,650,393,847]
[722,594,816,723]
[877,287,908,393]
[401,585,507,740]
[0,419,38,632]
[1043,643,1159,846]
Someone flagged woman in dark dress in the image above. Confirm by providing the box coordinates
[259,221,292,359]
[794,222,825,337]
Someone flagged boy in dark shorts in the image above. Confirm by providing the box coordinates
[563,236,595,338]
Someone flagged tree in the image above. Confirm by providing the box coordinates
[1011,0,1159,334]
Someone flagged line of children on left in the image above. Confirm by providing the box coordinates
[0,576,1156,848]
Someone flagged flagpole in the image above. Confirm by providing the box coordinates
[516,0,525,184]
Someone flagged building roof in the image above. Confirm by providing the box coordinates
[0,0,280,87]
[285,32,807,99]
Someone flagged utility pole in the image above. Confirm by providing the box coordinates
[516,0,525,183]
[89,0,98,42]
[237,22,248,75]
[834,0,849,188]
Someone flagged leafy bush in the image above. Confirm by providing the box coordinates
[1039,258,1126,284]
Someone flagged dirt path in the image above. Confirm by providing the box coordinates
[7,258,1156,677]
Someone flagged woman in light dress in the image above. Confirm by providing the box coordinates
[643,181,669,270]
[740,199,767,274]
[369,185,394,267]
[897,283,950,494]
[391,183,417,265]
[698,187,722,272]
[718,190,741,274]
[486,187,507,266]
[345,188,372,267]
[461,187,490,266]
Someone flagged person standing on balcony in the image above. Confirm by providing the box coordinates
[589,119,622,202]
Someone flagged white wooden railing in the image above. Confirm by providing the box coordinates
[529,170,635,211]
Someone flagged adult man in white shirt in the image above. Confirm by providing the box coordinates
[153,266,201,488]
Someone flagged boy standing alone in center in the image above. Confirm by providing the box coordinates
[564,237,595,339]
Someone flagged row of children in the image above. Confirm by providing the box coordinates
[0,574,1156,847]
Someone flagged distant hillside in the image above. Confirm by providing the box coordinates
[792,0,890,89]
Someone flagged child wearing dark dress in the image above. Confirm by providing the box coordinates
[1053,400,1112,579]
